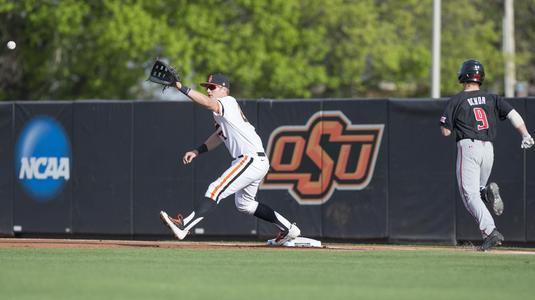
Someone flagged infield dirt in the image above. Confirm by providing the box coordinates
[1,238,534,255]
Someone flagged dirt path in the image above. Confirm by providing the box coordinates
[1,238,534,255]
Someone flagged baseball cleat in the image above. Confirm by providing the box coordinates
[479,229,504,252]
[485,182,504,216]
[159,211,188,240]
[270,223,301,246]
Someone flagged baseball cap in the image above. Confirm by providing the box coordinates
[200,73,230,89]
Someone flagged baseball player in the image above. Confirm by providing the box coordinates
[159,73,300,245]
[439,59,534,251]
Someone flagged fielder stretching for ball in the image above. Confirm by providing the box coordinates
[440,59,534,251]
[157,72,300,245]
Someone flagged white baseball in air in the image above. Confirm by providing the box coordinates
[7,40,16,50]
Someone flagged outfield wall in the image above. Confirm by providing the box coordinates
[1,98,534,244]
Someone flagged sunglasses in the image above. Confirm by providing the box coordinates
[207,85,219,91]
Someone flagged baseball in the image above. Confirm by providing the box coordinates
[7,40,16,50]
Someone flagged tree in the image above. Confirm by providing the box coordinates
[514,0,535,94]
[0,0,531,100]
[440,0,503,96]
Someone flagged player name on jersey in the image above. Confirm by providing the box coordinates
[467,96,486,106]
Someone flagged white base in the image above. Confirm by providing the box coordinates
[267,237,322,248]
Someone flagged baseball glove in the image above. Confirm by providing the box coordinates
[148,59,180,90]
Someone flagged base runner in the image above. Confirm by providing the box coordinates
[439,59,534,251]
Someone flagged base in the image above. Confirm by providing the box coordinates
[267,237,322,248]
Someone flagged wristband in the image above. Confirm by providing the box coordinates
[179,85,191,95]
[196,144,208,154]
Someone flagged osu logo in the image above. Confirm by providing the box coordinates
[15,116,71,202]
[262,111,383,205]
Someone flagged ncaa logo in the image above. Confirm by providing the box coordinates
[15,116,71,202]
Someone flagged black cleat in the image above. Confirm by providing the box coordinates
[479,229,504,251]
[481,182,503,216]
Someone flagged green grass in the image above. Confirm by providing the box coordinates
[1,247,535,300]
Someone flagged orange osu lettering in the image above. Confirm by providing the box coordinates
[262,111,384,205]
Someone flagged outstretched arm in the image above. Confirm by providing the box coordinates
[175,82,221,114]
[507,109,534,149]
[183,131,224,164]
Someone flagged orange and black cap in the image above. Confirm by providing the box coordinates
[200,73,230,89]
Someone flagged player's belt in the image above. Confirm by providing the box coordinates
[237,152,265,159]
[459,138,491,143]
